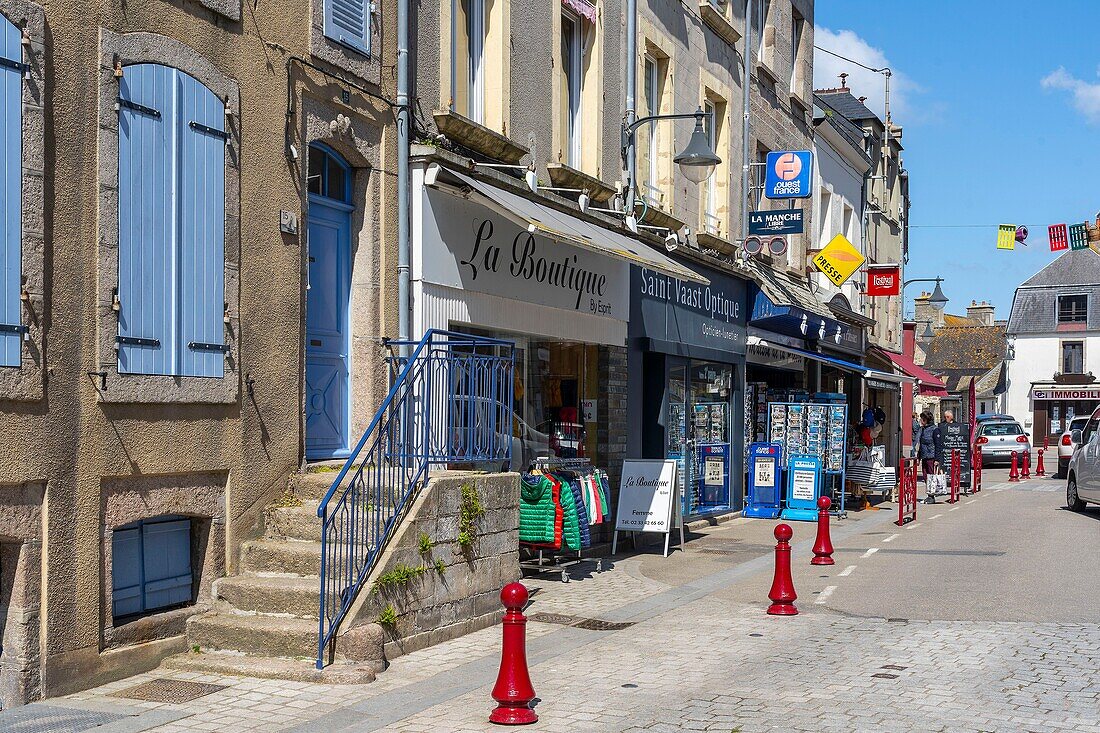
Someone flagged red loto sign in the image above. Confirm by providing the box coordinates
[866,266,900,296]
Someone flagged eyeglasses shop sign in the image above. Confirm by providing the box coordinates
[420,186,628,317]
[632,266,747,354]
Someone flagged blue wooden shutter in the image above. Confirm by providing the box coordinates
[118,64,176,375]
[177,73,225,378]
[325,0,370,54]
[111,525,144,617]
[141,517,193,611]
[0,16,22,368]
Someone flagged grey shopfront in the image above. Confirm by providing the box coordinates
[626,263,750,518]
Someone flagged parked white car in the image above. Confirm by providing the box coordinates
[1064,407,1100,511]
[1056,416,1089,479]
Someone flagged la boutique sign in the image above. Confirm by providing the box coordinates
[420,186,629,317]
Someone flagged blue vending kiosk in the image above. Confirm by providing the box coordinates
[744,442,783,518]
[781,453,822,522]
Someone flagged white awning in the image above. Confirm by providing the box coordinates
[746,336,913,383]
[438,168,708,284]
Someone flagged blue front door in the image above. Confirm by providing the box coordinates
[305,195,352,459]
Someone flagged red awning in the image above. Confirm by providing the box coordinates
[873,348,949,397]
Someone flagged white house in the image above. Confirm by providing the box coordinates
[811,95,872,308]
[1004,249,1100,446]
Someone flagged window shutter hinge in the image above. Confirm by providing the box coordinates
[188,341,230,353]
[0,323,29,340]
[116,335,160,347]
[112,288,120,312]
[0,55,29,75]
[119,98,161,118]
[189,120,229,141]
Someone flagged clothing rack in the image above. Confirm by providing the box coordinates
[519,458,609,582]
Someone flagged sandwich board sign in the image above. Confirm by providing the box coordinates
[780,453,821,522]
[612,459,685,557]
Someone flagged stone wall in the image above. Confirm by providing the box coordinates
[345,472,520,659]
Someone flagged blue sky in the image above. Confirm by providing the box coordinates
[815,1,1100,321]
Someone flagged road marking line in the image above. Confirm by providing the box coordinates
[838,565,857,576]
[860,548,879,559]
[966,499,977,505]
[905,522,922,530]
[995,488,1005,493]
[949,506,959,512]
[882,534,900,543]
[929,513,943,520]
[815,585,837,604]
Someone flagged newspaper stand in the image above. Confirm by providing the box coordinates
[766,401,848,518]
[972,448,983,492]
[897,458,918,526]
[744,442,783,519]
[947,450,961,504]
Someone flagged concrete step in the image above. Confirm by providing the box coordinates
[214,574,320,619]
[162,650,376,684]
[290,470,347,501]
[241,539,321,576]
[265,501,323,542]
[187,612,319,659]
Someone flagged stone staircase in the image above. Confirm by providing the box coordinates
[165,470,383,683]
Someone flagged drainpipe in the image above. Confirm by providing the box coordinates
[397,0,411,350]
[740,0,753,246]
[624,0,637,211]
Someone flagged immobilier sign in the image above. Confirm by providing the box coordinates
[811,234,866,287]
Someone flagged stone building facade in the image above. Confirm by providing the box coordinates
[0,0,397,706]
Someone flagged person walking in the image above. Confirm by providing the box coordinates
[915,411,943,503]
[911,412,921,457]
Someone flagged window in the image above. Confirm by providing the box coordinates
[790,9,804,91]
[1062,341,1084,374]
[752,0,772,62]
[701,93,727,237]
[452,0,485,123]
[308,145,352,202]
[0,15,22,368]
[112,515,194,619]
[324,0,370,55]
[117,64,227,378]
[559,12,583,168]
[641,53,663,206]
[1057,294,1088,324]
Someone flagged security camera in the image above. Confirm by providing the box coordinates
[665,232,679,252]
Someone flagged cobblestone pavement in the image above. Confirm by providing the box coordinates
[6,475,1100,733]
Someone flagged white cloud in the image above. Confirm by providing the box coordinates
[1041,67,1100,125]
[813,28,920,123]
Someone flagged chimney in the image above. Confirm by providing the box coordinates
[913,291,945,330]
[966,300,996,327]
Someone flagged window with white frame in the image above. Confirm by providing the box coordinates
[324,0,370,55]
[116,64,227,378]
[1057,294,1088,325]
[641,52,665,207]
[753,0,772,62]
[703,99,718,235]
[790,8,804,91]
[560,11,583,168]
[452,0,485,123]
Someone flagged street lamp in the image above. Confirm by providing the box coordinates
[912,320,936,339]
[621,107,721,211]
[903,276,949,311]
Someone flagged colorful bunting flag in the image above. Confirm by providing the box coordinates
[997,224,1016,250]
[1069,222,1090,251]
[1049,224,1069,252]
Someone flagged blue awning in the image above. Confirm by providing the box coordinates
[750,287,850,342]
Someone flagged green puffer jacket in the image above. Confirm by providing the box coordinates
[519,474,561,548]
[555,476,582,551]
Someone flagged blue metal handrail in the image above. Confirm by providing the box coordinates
[316,329,514,668]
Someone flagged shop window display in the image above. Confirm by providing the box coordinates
[667,361,736,516]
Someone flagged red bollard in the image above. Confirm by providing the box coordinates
[767,524,798,615]
[1021,449,1031,479]
[489,583,537,725]
[1043,436,1049,451]
[1009,451,1020,482]
[973,448,983,492]
[811,496,835,566]
[1035,448,1046,476]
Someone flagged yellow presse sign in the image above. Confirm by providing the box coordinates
[812,234,866,287]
